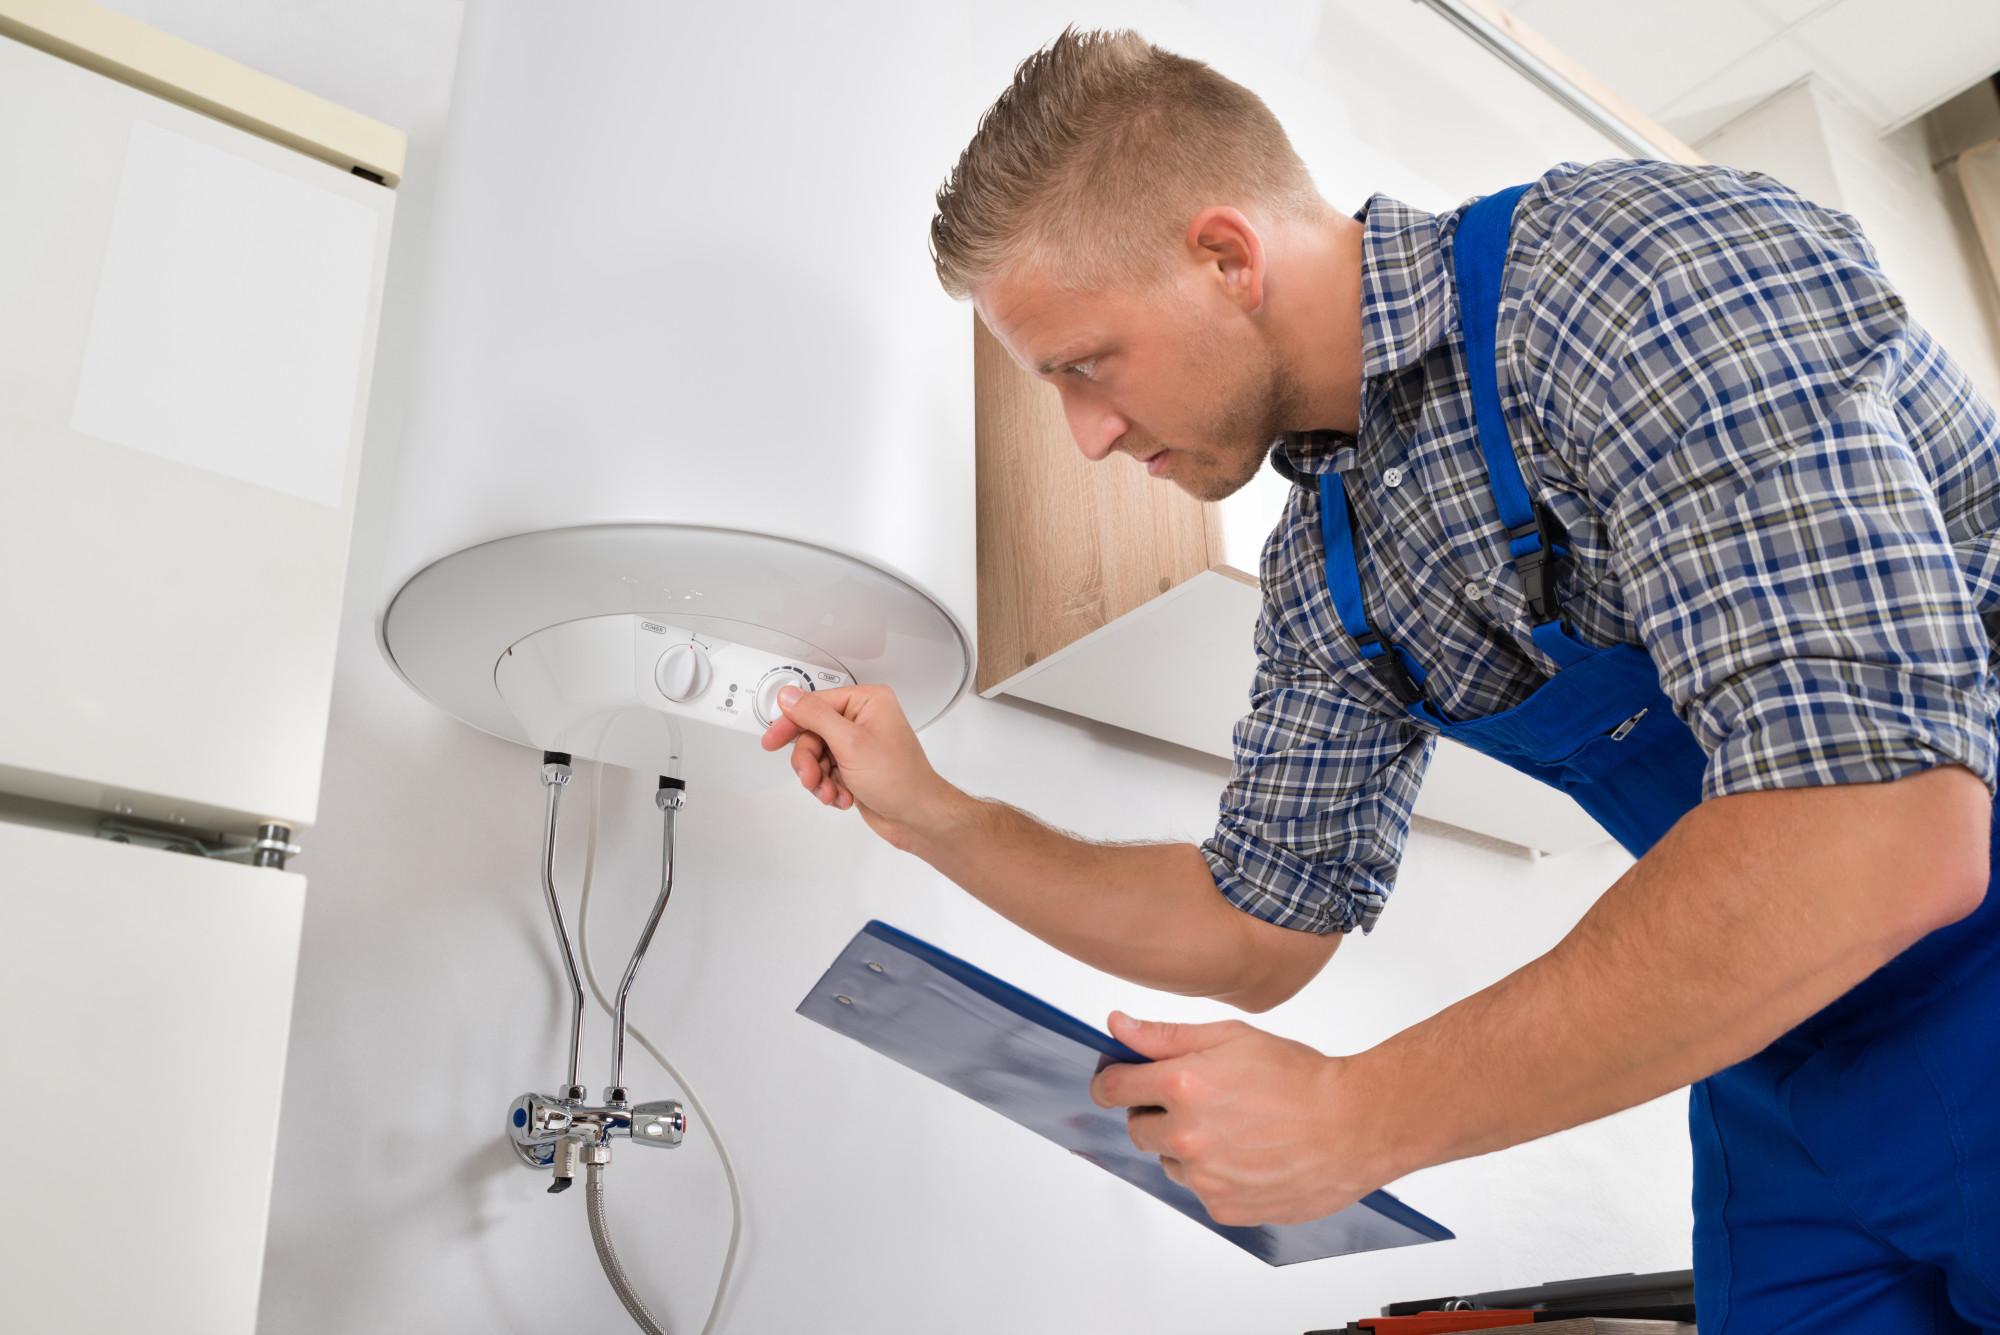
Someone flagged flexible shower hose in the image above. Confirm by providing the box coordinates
[587,1161,669,1335]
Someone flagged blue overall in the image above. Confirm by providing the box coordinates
[1320,184,2000,1332]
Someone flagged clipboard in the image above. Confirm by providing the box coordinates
[797,920,1453,1266]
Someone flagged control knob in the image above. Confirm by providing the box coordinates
[753,666,815,726]
[654,642,713,702]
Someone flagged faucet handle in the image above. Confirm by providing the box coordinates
[629,1100,685,1148]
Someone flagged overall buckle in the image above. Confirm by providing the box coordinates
[1356,632,1424,705]
[1506,502,1569,626]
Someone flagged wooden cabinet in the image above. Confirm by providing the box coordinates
[973,316,1244,690]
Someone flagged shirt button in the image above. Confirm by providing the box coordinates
[1382,467,1405,489]
[1462,581,1485,602]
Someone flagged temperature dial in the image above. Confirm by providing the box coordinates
[654,642,713,702]
[753,666,815,726]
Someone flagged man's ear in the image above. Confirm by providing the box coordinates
[1184,206,1267,312]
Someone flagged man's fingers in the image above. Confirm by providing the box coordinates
[1091,1057,1177,1110]
[1107,1011,1243,1061]
[763,685,865,756]
[777,685,865,751]
[759,714,802,750]
[779,727,857,809]
[1091,1011,1258,1108]
[766,679,925,826]
[789,728,826,766]
[1124,1105,1173,1155]
[789,733,826,786]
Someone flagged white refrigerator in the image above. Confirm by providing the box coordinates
[0,2,401,1328]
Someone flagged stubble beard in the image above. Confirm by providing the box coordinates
[1169,344,1307,503]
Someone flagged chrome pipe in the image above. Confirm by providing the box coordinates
[609,778,684,1094]
[509,1090,684,1158]
[539,755,587,1096]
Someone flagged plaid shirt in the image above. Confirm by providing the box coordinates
[1202,159,2000,935]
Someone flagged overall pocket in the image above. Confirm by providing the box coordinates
[1550,701,1696,783]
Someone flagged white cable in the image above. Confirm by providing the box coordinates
[578,758,744,1335]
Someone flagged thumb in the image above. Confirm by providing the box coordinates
[779,685,863,750]
[1108,1011,1239,1061]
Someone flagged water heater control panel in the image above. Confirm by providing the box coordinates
[491,611,854,789]
[633,618,851,732]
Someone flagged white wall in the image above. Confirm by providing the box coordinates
[98,3,1690,1332]
[1698,77,2000,403]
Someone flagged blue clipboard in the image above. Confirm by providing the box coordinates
[797,921,1453,1266]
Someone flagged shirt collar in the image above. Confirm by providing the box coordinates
[1354,194,1456,380]
[1270,194,1455,485]
[1268,430,1355,486]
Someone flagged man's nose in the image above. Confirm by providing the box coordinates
[1062,393,1128,462]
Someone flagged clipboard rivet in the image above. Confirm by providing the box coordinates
[865,962,884,972]
[835,994,853,1005]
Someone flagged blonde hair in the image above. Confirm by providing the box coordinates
[930,28,1323,300]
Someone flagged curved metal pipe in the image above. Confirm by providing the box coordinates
[610,779,682,1093]
[539,756,586,1095]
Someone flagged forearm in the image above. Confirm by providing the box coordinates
[1346,765,1991,1185]
[906,790,1337,1011]
[762,682,1337,1010]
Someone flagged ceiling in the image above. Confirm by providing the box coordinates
[1504,0,2000,144]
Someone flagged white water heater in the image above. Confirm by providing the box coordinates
[379,1,981,783]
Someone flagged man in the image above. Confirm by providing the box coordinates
[762,28,2000,1331]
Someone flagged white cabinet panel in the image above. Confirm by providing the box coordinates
[991,568,1266,759]
[0,32,394,833]
[0,820,305,1333]
[988,567,1612,856]
[71,119,382,508]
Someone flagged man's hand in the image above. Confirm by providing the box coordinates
[760,683,963,848]
[1090,1012,1368,1226]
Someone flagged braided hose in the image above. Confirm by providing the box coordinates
[587,1161,669,1335]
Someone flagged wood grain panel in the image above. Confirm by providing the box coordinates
[973,314,1221,693]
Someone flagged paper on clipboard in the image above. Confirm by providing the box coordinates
[797,920,1453,1266]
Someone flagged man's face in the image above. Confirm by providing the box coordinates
[975,258,1300,503]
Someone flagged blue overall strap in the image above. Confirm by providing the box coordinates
[1453,184,1568,633]
[1318,471,1424,705]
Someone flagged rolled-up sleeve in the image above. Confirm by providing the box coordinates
[1202,582,1433,935]
[1587,190,1999,799]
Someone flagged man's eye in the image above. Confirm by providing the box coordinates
[1068,359,1097,379]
